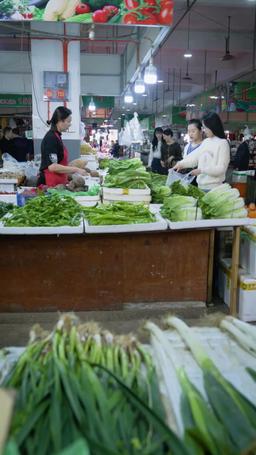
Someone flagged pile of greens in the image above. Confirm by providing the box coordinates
[4,194,83,227]
[160,195,202,222]
[83,201,156,225]
[48,185,100,197]
[149,173,171,203]
[170,180,205,200]
[3,314,179,455]
[104,159,150,189]
[99,158,111,170]
[200,184,247,219]
[0,201,14,219]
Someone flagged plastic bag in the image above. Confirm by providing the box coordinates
[166,168,195,187]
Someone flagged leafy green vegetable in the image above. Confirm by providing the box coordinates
[148,173,171,203]
[48,185,100,197]
[99,158,111,170]
[0,0,15,15]
[108,158,143,175]
[33,7,44,20]
[200,184,247,219]
[171,181,204,200]
[83,201,156,225]
[160,195,202,222]
[4,194,83,227]
[0,201,14,219]
[83,0,121,11]
[65,12,92,22]
[104,168,150,189]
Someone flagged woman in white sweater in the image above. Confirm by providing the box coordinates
[148,127,164,173]
[174,112,230,191]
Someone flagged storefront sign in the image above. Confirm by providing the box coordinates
[0,0,174,26]
[0,94,32,108]
[43,71,69,102]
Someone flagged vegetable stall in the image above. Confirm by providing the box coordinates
[0,159,252,315]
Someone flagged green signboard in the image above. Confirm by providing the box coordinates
[0,0,174,26]
[0,94,32,108]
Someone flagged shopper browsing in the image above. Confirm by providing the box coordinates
[38,106,87,187]
[161,128,182,174]
[183,119,203,157]
[148,127,164,173]
[173,112,230,190]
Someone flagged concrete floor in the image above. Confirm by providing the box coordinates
[0,301,228,347]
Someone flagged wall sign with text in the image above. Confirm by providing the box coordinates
[0,1,174,26]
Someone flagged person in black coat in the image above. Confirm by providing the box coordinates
[234,136,250,171]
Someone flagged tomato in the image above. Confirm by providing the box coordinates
[123,12,157,25]
[92,9,109,23]
[123,12,138,24]
[124,0,139,10]
[75,3,90,14]
[157,1,173,25]
[145,0,157,4]
[139,7,157,15]
[103,5,119,17]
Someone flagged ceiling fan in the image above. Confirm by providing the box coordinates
[222,16,235,61]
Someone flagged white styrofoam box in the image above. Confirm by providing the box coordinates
[0,194,17,205]
[84,212,167,234]
[0,221,84,235]
[83,176,101,188]
[240,226,256,274]
[103,186,150,196]
[80,154,97,162]
[74,195,100,207]
[167,218,253,231]
[238,274,256,321]
[103,195,151,204]
[87,161,99,171]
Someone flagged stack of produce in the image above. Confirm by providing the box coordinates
[149,173,171,203]
[200,184,248,219]
[3,194,83,227]
[104,159,150,189]
[160,195,202,222]
[99,158,111,170]
[2,314,186,455]
[146,316,256,455]
[83,201,156,225]
[80,143,96,155]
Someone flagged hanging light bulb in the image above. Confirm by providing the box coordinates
[88,97,96,111]
[124,88,133,103]
[184,50,192,58]
[134,74,145,94]
[144,57,157,85]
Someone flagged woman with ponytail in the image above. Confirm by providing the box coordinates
[38,106,86,187]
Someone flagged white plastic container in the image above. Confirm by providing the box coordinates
[103,195,151,204]
[103,186,150,196]
[0,194,17,205]
[240,226,256,274]
[73,195,100,207]
[219,258,256,321]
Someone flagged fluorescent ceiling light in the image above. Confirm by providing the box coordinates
[144,58,157,85]
[184,50,192,58]
[134,75,145,94]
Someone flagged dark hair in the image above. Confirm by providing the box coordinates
[47,106,72,127]
[3,126,12,135]
[163,128,173,137]
[202,112,225,139]
[12,127,20,135]
[152,127,163,150]
[188,119,202,131]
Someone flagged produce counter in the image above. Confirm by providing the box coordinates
[0,229,211,312]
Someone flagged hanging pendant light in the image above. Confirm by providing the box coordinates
[88,97,96,111]
[144,57,158,85]
[134,74,145,94]
[184,13,192,58]
[124,87,134,103]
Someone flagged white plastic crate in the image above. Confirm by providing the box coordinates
[240,226,256,274]
[103,195,151,204]
[103,186,150,196]
[0,194,17,205]
[73,195,100,207]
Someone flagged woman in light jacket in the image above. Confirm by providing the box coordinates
[174,112,230,191]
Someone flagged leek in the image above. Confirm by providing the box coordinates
[220,317,256,358]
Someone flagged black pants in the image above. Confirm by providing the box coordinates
[151,158,168,175]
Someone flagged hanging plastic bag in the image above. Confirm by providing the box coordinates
[166,168,195,187]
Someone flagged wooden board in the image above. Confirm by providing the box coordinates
[0,231,210,312]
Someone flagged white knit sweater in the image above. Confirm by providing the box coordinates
[178,137,230,190]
